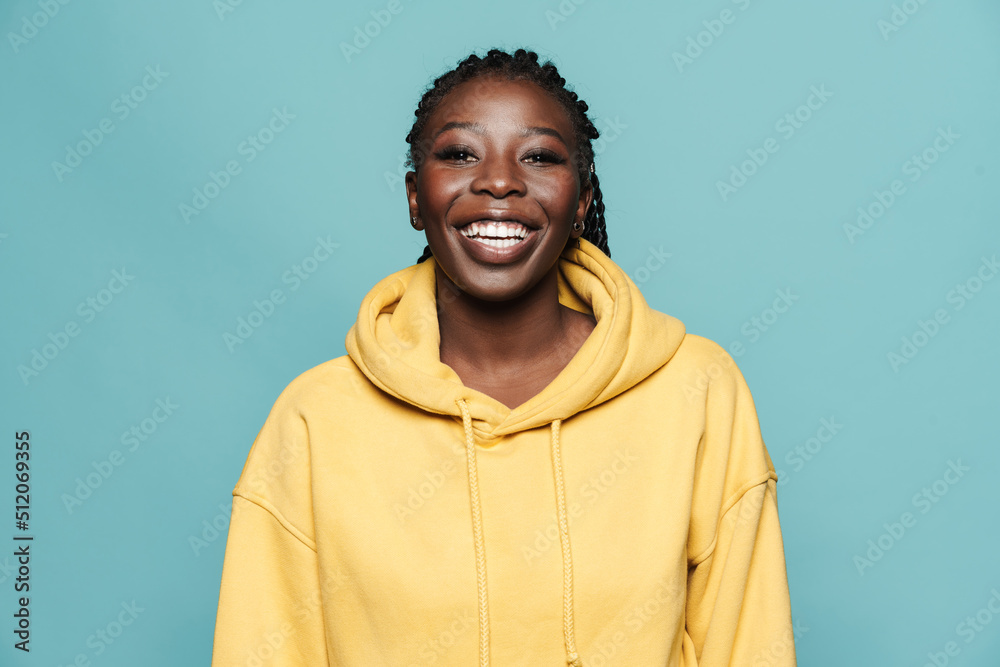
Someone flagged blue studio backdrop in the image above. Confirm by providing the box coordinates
[1,0,999,665]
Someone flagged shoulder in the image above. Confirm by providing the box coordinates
[672,333,743,374]
[237,355,370,482]
[648,333,752,406]
[664,332,774,484]
[269,355,373,413]
[232,355,372,533]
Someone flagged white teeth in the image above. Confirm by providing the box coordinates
[470,237,521,248]
[460,220,530,241]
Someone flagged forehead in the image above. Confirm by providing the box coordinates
[427,76,574,135]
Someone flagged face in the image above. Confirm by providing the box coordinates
[404,76,593,302]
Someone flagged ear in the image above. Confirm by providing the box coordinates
[404,170,422,230]
[571,176,594,239]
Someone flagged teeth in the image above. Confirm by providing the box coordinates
[470,237,521,248]
[461,221,529,240]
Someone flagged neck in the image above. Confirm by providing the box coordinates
[435,263,575,376]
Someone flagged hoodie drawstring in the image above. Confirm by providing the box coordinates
[457,399,491,667]
[550,418,583,667]
[456,399,583,667]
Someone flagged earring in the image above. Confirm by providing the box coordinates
[410,216,419,228]
[572,221,583,231]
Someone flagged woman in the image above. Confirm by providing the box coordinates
[212,48,796,666]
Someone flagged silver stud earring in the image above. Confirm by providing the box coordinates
[573,222,583,232]
[410,216,419,228]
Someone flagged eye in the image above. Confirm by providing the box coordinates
[434,145,477,162]
[523,148,566,165]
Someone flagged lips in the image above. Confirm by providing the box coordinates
[454,220,538,262]
[448,209,540,262]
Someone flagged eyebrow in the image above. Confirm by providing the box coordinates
[433,121,567,145]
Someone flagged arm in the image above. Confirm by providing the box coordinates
[686,476,796,666]
[211,381,330,666]
[683,343,796,666]
[211,494,330,666]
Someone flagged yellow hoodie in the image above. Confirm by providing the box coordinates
[211,239,796,666]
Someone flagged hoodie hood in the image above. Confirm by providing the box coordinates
[346,238,686,437]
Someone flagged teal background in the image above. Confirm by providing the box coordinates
[1,0,999,664]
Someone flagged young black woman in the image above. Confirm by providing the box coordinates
[212,48,796,667]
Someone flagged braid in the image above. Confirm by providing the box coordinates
[583,171,609,257]
[404,47,610,263]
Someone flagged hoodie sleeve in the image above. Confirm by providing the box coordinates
[211,381,330,666]
[211,495,329,666]
[684,344,796,666]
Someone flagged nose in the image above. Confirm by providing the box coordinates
[470,154,525,199]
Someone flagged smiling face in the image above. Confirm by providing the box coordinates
[405,76,593,302]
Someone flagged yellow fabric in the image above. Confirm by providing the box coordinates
[212,238,797,666]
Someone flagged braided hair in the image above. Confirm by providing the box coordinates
[404,48,609,264]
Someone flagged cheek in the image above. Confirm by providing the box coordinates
[533,175,581,214]
[419,173,467,217]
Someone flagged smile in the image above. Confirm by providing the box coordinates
[460,221,530,248]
